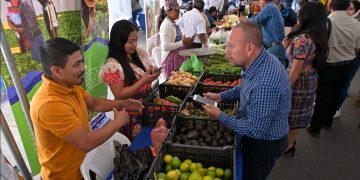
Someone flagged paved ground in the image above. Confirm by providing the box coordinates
[269,69,360,180]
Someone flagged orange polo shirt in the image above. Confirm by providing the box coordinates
[30,75,90,180]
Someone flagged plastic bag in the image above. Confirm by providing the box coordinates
[150,118,168,156]
[179,54,204,72]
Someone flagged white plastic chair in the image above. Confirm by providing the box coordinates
[151,46,162,68]
[80,132,131,180]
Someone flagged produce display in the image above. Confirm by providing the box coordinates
[180,102,234,118]
[203,78,241,86]
[166,71,199,87]
[172,123,235,147]
[146,96,182,115]
[205,53,241,75]
[209,30,229,45]
[222,14,239,29]
[156,154,233,180]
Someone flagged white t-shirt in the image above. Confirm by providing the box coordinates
[177,8,207,43]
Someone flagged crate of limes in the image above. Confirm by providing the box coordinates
[145,142,235,179]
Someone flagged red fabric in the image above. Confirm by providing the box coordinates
[102,69,122,85]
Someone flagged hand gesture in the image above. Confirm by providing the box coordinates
[121,98,144,112]
[182,36,194,46]
[202,104,222,119]
[142,70,161,83]
[113,108,130,128]
[203,92,221,103]
[282,37,291,49]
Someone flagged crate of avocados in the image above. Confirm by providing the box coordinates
[163,71,203,99]
[142,84,185,128]
[145,142,235,180]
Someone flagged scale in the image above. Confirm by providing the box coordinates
[178,48,217,64]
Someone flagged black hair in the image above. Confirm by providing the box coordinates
[208,6,217,14]
[107,20,146,86]
[159,6,166,29]
[350,0,360,13]
[331,0,350,11]
[186,2,193,11]
[193,0,205,12]
[40,38,81,77]
[287,1,328,71]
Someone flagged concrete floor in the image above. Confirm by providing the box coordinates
[269,70,360,180]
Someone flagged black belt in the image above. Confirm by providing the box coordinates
[265,41,282,49]
[327,60,354,66]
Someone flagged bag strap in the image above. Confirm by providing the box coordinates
[326,17,332,40]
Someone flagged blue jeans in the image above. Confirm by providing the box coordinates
[336,54,360,110]
[132,8,145,30]
[267,44,288,68]
[31,34,45,62]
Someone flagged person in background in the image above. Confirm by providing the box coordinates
[37,0,58,38]
[274,0,297,28]
[203,22,291,180]
[6,0,28,53]
[239,0,287,67]
[334,0,360,117]
[204,0,224,13]
[281,0,293,9]
[132,0,145,31]
[81,0,96,39]
[19,0,45,62]
[99,20,159,139]
[31,38,143,179]
[282,1,328,156]
[159,0,194,79]
[205,6,218,28]
[177,0,207,48]
[307,0,360,136]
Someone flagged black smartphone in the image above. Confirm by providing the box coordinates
[152,67,163,74]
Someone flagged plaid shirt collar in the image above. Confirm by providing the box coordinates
[241,49,266,79]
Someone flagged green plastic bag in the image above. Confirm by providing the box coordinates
[179,54,204,72]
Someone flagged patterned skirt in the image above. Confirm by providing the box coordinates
[161,46,186,79]
[288,72,318,128]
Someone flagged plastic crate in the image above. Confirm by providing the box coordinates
[191,73,241,94]
[141,84,186,128]
[168,115,236,148]
[145,142,236,179]
[161,72,203,99]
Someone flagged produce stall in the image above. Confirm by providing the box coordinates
[109,46,243,180]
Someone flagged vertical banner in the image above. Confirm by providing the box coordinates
[145,0,160,54]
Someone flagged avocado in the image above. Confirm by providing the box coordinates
[218,138,226,146]
[199,142,208,146]
[226,136,234,144]
[201,129,210,138]
[184,141,192,145]
[181,135,188,143]
[196,124,204,131]
[174,141,181,144]
[215,132,222,140]
[223,132,231,138]
[180,127,188,134]
[187,130,200,139]
[207,127,216,135]
[191,140,199,146]
[218,126,225,133]
[175,135,182,142]
[205,136,212,144]
[211,141,219,147]
[198,137,204,143]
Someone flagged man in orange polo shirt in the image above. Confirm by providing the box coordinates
[30,38,143,179]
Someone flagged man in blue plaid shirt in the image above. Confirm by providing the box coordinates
[203,22,291,180]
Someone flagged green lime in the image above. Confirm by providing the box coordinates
[164,154,174,164]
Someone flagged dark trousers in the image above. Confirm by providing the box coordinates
[310,62,354,133]
[242,136,287,180]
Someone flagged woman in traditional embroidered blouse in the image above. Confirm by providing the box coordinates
[99,20,160,100]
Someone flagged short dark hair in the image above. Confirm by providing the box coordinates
[351,0,360,13]
[40,38,81,77]
[331,0,350,10]
[193,0,205,11]
[208,6,217,13]
[233,21,263,47]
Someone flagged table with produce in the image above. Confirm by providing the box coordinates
[112,46,242,180]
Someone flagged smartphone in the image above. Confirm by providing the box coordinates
[193,95,218,107]
[153,67,163,74]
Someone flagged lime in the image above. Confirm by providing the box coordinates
[167,170,179,180]
[198,167,208,176]
[196,163,203,169]
[165,164,173,172]
[207,170,216,178]
[203,175,214,180]
[215,168,224,178]
[179,173,189,180]
[164,154,174,164]
[188,172,202,180]
[180,162,190,172]
[214,178,221,180]
[171,158,181,169]
[208,166,216,171]
[190,163,198,172]
[183,159,192,165]
[224,168,232,180]
[157,172,168,180]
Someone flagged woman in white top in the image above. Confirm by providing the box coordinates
[159,0,194,79]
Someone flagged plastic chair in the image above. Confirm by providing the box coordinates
[151,46,162,68]
[80,132,131,180]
